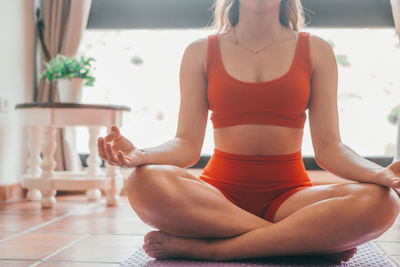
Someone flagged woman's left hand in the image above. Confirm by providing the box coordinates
[375,161,400,189]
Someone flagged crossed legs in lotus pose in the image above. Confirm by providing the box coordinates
[126,164,400,262]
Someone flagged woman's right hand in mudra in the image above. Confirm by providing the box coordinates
[97,125,147,167]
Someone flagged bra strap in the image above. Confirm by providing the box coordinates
[206,34,218,77]
[298,32,312,74]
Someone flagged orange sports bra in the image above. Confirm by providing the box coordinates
[206,31,312,129]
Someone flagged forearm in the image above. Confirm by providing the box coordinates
[139,137,200,168]
[315,142,384,184]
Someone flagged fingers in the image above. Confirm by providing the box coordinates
[391,179,400,188]
[98,135,137,167]
[97,137,107,159]
[105,126,121,142]
[117,151,130,166]
[116,151,141,168]
[105,142,118,163]
[97,137,116,166]
[111,125,121,136]
[104,130,115,142]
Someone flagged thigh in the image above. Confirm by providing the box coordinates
[272,182,374,223]
[127,164,272,238]
[177,167,235,199]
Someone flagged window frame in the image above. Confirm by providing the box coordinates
[81,0,397,169]
[87,0,395,29]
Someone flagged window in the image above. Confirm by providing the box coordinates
[75,27,400,157]
[75,29,216,155]
[306,28,400,157]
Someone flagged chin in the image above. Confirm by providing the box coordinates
[239,0,281,12]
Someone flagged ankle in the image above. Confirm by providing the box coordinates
[207,239,228,261]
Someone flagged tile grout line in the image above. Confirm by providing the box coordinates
[388,256,400,267]
[0,214,73,243]
[32,259,123,264]
[373,241,399,267]
[388,255,400,267]
[29,234,90,267]
[0,203,98,244]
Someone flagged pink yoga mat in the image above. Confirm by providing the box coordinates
[120,241,393,267]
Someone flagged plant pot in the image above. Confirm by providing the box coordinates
[57,78,84,103]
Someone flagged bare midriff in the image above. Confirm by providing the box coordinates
[214,124,303,156]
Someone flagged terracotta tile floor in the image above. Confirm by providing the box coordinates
[0,169,399,266]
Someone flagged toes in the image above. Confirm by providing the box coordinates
[144,247,168,259]
[143,232,170,259]
[317,247,357,263]
[143,243,162,252]
[144,230,160,245]
[142,231,181,260]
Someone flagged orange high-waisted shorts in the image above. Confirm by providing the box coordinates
[199,148,313,222]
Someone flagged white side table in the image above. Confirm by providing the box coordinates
[15,102,131,209]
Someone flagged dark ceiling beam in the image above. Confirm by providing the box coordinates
[302,0,394,27]
[87,0,215,29]
[87,0,395,29]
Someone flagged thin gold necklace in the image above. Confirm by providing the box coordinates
[232,26,283,54]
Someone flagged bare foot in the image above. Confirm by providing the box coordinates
[316,247,358,262]
[143,230,357,263]
[143,230,215,260]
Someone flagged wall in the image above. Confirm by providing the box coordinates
[0,0,35,186]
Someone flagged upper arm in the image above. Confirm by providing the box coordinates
[308,34,342,159]
[175,38,209,158]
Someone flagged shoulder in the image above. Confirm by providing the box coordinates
[183,37,209,57]
[181,35,215,74]
[182,36,208,61]
[183,31,229,54]
[306,33,337,73]
[308,33,334,53]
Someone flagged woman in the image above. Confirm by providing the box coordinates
[97,0,400,263]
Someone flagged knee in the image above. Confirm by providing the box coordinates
[350,183,400,234]
[127,164,181,200]
[126,164,182,217]
[357,183,400,213]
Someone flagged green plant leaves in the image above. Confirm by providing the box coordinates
[40,54,96,86]
[388,105,400,125]
[131,56,143,65]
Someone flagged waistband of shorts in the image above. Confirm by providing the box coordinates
[213,148,303,162]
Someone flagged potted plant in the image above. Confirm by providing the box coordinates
[40,54,95,103]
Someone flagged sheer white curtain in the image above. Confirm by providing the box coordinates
[390,0,400,162]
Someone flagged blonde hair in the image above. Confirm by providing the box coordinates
[209,0,306,34]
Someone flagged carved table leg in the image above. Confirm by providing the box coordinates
[40,126,57,208]
[105,163,123,206]
[27,189,42,201]
[26,126,42,201]
[86,126,102,201]
[41,189,56,208]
